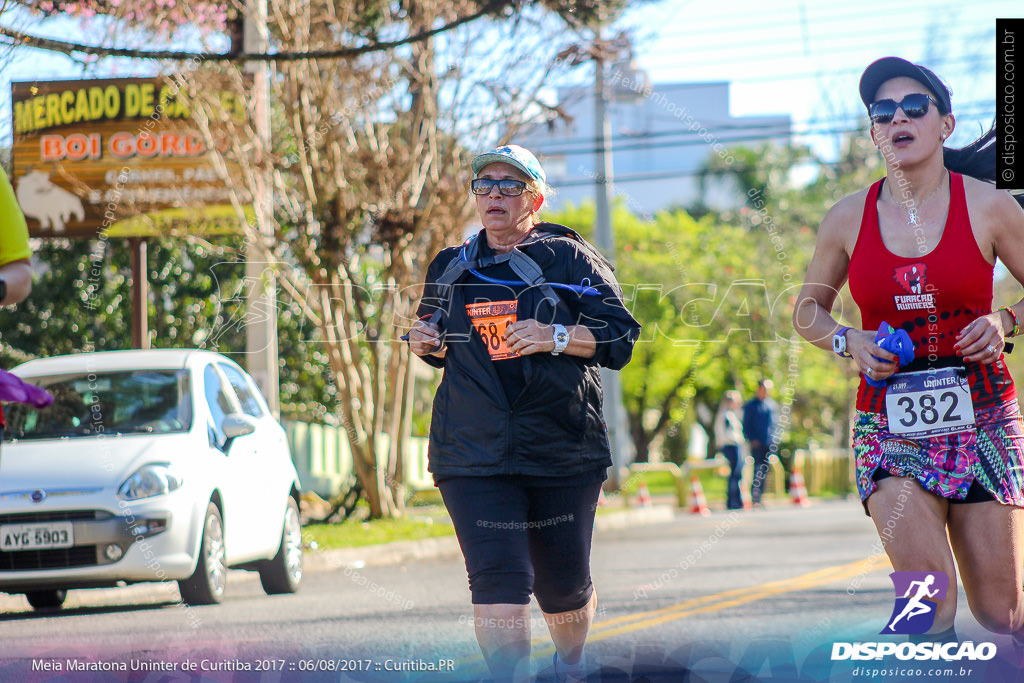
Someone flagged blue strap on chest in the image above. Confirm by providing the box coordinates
[460,243,601,296]
[425,227,604,329]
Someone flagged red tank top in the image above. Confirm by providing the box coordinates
[848,171,1015,412]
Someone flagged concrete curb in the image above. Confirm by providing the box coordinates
[303,505,677,572]
[303,535,462,572]
[594,504,675,531]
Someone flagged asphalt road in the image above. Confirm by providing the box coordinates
[1,499,1022,682]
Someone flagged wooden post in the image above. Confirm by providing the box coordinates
[130,237,149,349]
[243,0,280,415]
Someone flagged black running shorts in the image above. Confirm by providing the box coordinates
[437,474,603,614]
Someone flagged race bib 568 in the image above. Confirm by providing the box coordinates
[466,300,518,361]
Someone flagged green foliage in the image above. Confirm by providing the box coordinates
[696,143,815,214]
[547,137,873,463]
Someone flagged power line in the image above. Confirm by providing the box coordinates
[570,48,995,147]
[705,56,994,86]
[651,20,993,54]
[551,158,855,188]
[531,104,998,159]
[629,0,1013,39]
[521,52,996,148]
[640,31,997,70]
[512,102,997,154]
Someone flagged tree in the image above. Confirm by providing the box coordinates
[690,134,891,455]
[694,141,816,215]
[27,1,229,31]
[546,134,891,466]
[549,201,800,463]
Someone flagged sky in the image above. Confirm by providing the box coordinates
[0,0,1018,161]
[619,0,1015,158]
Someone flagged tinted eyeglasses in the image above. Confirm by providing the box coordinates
[869,94,940,124]
[471,178,528,196]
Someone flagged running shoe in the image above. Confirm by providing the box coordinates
[553,652,587,683]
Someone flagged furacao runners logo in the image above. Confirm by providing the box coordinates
[892,263,935,310]
[881,571,948,635]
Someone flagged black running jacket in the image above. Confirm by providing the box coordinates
[413,224,641,479]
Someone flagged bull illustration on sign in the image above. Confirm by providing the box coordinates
[16,169,85,233]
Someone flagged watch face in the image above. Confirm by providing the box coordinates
[552,326,569,354]
[832,333,845,354]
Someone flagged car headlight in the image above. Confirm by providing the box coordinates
[117,464,184,501]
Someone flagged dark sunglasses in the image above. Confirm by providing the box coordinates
[471,178,528,196]
[869,94,940,124]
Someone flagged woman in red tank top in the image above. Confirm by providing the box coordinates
[794,58,1024,645]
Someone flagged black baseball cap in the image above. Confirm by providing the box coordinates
[859,57,952,114]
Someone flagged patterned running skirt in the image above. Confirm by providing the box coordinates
[854,398,1024,508]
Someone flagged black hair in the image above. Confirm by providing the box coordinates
[943,123,1024,208]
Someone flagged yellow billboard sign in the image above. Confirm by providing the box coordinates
[11,77,249,238]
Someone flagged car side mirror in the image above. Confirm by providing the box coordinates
[222,413,258,452]
[223,414,258,439]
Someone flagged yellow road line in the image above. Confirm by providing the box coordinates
[584,555,889,637]
[577,553,891,646]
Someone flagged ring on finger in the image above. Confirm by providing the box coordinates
[987,344,997,355]
[865,367,873,375]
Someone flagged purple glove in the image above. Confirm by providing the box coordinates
[0,369,54,407]
[865,322,915,388]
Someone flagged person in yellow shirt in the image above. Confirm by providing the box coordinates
[0,165,33,433]
[0,167,32,306]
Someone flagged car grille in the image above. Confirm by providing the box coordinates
[0,510,108,524]
[0,546,98,571]
[0,510,110,571]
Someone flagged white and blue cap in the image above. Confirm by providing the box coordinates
[471,144,546,184]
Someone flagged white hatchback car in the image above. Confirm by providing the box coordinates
[0,349,303,610]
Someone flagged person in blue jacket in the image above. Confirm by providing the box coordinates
[743,379,779,507]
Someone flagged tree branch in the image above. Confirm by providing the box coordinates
[0,1,512,62]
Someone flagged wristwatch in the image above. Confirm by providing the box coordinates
[551,324,569,355]
[832,326,852,358]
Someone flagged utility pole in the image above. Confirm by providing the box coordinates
[593,30,634,483]
[243,0,280,415]
[129,237,149,349]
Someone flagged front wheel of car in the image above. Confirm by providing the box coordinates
[26,589,66,610]
[258,497,303,595]
[178,502,227,605]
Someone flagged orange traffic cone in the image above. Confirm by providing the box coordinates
[635,482,652,508]
[790,469,810,507]
[689,475,711,516]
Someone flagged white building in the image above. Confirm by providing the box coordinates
[515,76,791,216]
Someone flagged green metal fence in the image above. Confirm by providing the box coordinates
[283,421,432,497]
[283,420,855,503]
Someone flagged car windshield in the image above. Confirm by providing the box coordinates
[2,370,192,441]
